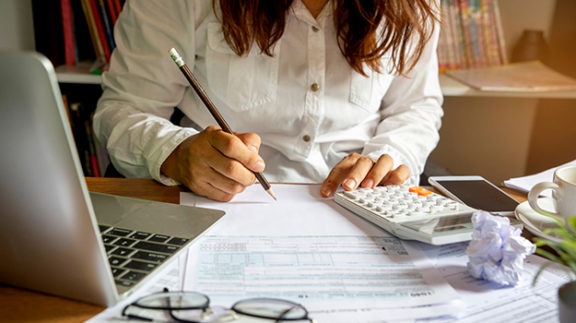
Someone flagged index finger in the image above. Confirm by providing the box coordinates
[235,132,262,155]
[320,153,373,197]
[210,129,265,173]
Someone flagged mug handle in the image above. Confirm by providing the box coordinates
[528,182,560,218]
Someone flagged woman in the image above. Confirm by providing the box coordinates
[94,0,443,201]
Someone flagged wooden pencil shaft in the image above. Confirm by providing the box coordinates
[254,173,271,190]
[179,64,233,133]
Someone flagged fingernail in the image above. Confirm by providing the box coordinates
[321,188,332,197]
[248,145,258,153]
[254,158,265,172]
[364,179,374,189]
[343,178,356,190]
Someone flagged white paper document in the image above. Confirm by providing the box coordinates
[181,184,464,322]
[503,159,576,195]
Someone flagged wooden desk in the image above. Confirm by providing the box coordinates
[0,177,528,322]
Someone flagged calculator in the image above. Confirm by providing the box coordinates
[334,185,478,245]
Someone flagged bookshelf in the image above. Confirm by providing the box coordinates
[431,0,576,186]
[436,0,576,99]
[56,64,102,84]
[439,74,576,99]
[29,0,122,177]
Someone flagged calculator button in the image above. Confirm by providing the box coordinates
[343,191,356,199]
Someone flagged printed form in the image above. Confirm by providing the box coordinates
[181,184,464,322]
[417,241,568,322]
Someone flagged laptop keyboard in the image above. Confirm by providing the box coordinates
[99,225,189,287]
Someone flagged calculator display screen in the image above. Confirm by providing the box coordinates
[401,214,472,234]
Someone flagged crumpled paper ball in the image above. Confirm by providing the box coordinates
[466,210,535,286]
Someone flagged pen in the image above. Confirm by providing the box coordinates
[169,48,277,201]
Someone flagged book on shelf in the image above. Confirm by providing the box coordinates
[437,0,507,72]
[80,0,106,69]
[445,60,576,92]
[33,0,125,74]
[86,0,111,65]
[97,0,117,52]
[60,0,76,66]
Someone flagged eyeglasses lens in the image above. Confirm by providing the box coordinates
[233,298,308,320]
[138,291,210,309]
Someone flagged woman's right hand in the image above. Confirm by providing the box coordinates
[161,125,266,202]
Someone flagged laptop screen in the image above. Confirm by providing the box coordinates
[0,52,224,306]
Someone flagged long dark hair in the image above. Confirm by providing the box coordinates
[215,0,439,76]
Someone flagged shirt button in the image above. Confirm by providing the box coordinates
[302,135,311,142]
[310,83,320,92]
[311,26,319,32]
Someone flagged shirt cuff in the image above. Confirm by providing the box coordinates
[149,128,198,186]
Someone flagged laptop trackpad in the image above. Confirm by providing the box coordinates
[89,192,225,239]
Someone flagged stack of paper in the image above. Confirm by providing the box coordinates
[446,61,576,92]
[503,159,576,195]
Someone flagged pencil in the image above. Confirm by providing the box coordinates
[169,48,277,201]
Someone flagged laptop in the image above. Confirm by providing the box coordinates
[0,51,225,306]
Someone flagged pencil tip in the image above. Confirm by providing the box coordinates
[267,189,277,201]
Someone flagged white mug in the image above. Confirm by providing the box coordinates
[528,165,576,219]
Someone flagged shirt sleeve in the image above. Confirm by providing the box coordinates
[93,1,201,185]
[362,17,444,186]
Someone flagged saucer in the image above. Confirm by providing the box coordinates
[514,198,562,243]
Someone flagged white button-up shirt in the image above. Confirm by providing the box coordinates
[94,0,443,186]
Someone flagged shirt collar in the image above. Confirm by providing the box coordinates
[290,0,333,28]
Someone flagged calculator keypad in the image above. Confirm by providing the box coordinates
[335,185,473,224]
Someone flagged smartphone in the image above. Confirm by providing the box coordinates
[428,175,519,215]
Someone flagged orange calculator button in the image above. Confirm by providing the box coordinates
[409,186,432,196]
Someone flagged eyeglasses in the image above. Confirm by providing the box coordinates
[122,288,315,322]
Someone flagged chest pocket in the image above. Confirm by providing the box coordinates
[205,23,279,111]
[349,62,394,113]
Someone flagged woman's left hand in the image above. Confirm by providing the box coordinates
[320,153,410,197]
